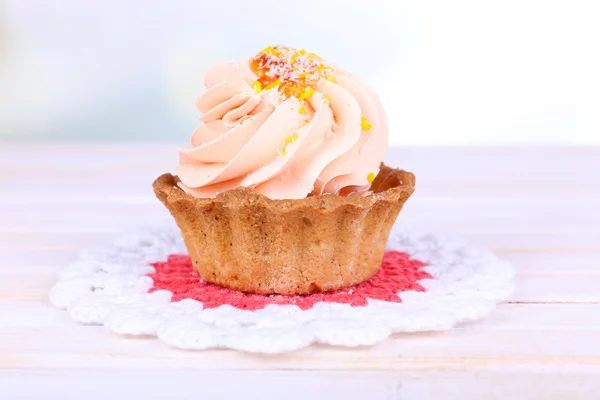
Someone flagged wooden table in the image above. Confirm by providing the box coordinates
[1,145,599,399]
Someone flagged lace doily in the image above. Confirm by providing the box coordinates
[49,222,515,353]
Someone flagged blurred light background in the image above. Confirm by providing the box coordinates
[0,0,598,145]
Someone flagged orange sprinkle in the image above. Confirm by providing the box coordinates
[298,106,306,114]
[252,80,262,93]
[264,79,282,91]
[298,87,315,101]
[361,116,372,130]
[367,172,375,183]
[288,85,304,97]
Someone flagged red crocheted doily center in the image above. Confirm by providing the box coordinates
[147,251,430,311]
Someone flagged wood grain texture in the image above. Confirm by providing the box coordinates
[2,369,599,400]
[0,145,599,399]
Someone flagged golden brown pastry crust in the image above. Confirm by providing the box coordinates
[153,164,415,295]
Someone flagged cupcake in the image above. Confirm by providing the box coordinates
[154,45,415,295]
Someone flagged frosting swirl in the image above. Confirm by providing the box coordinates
[177,45,388,200]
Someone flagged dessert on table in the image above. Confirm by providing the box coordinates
[49,46,513,354]
[154,45,415,295]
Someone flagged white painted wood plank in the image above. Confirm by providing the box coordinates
[0,301,77,327]
[0,250,76,272]
[512,276,600,303]
[1,324,600,370]
[503,253,600,274]
[0,370,408,400]
[1,368,599,400]
[462,303,600,330]
[0,273,57,301]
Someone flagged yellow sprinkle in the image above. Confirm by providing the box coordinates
[298,87,315,101]
[286,134,299,143]
[298,106,306,114]
[317,65,325,71]
[326,75,335,82]
[252,80,262,93]
[298,71,310,78]
[324,95,331,102]
[260,45,273,54]
[361,116,372,131]
[367,172,375,183]
[299,49,306,55]
[281,146,288,157]
[264,79,282,91]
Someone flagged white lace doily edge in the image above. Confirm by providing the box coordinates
[49,223,515,354]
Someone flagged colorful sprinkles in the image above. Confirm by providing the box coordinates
[251,45,335,99]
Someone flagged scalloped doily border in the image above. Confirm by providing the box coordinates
[49,223,515,353]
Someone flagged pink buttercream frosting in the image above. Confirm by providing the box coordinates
[177,46,388,200]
